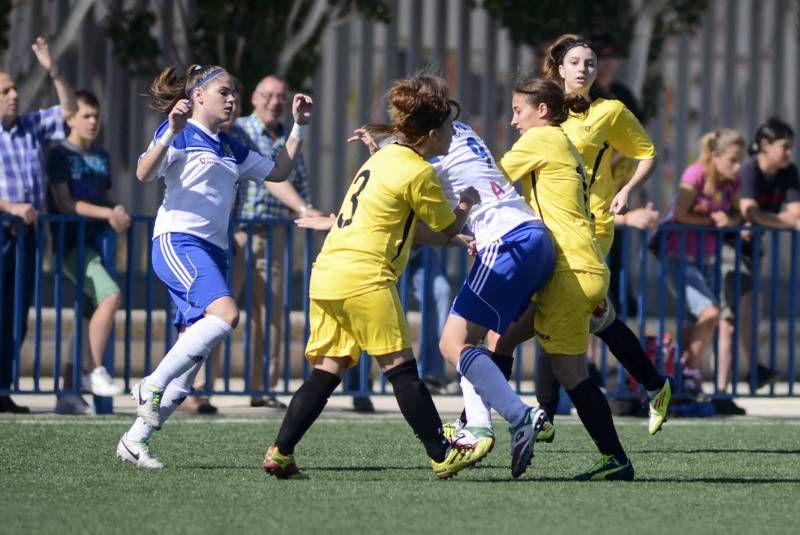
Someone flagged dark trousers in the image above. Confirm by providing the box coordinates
[1,227,36,392]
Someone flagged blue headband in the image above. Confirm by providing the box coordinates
[186,68,225,98]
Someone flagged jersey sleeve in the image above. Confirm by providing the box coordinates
[140,120,182,179]
[406,167,456,232]
[34,106,66,143]
[238,150,276,182]
[498,130,546,183]
[786,164,800,203]
[738,157,758,200]
[608,104,656,160]
[45,146,69,184]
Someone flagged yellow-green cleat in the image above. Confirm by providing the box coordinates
[648,378,672,435]
[574,454,635,481]
[442,419,464,443]
[263,445,308,480]
[536,420,555,443]
[432,430,493,479]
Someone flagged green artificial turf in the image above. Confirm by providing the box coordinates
[1,413,798,534]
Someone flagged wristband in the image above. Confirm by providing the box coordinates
[157,129,177,147]
[289,123,308,141]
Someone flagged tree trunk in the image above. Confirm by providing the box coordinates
[624,0,667,100]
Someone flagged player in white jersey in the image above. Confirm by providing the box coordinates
[116,64,313,469]
[338,76,555,478]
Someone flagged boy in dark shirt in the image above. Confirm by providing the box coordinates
[47,90,131,414]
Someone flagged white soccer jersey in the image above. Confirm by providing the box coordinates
[146,119,275,250]
[431,121,538,250]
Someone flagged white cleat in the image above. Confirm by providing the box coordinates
[87,366,122,397]
[131,381,164,429]
[116,433,163,469]
[509,407,546,479]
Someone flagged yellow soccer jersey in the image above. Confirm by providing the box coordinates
[498,125,606,274]
[310,144,456,299]
[562,98,656,241]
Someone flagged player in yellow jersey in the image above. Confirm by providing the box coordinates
[263,76,489,480]
[537,34,672,438]
[482,78,634,481]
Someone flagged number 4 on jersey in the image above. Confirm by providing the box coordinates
[490,180,505,198]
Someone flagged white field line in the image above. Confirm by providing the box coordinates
[1,417,799,426]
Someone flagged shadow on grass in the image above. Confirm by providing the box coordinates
[464,476,800,484]
[634,448,800,455]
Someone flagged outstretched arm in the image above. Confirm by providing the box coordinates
[32,37,76,119]
[267,94,313,181]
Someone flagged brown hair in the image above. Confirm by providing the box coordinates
[513,78,590,124]
[698,129,745,194]
[74,89,100,109]
[542,34,597,83]
[147,64,227,114]
[386,76,459,147]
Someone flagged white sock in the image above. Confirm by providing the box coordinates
[457,346,527,426]
[127,360,205,442]
[460,376,492,428]
[146,315,232,389]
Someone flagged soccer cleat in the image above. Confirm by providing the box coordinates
[574,454,634,481]
[452,426,495,454]
[509,407,547,479]
[536,420,555,443]
[431,438,493,479]
[132,381,164,429]
[88,366,122,397]
[263,445,307,480]
[648,378,672,435]
[442,418,465,443]
[116,433,164,469]
[55,394,93,415]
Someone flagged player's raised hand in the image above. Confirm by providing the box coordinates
[459,186,481,207]
[168,99,191,133]
[292,94,313,125]
[31,37,56,74]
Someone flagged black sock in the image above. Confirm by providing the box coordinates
[458,352,514,425]
[275,368,341,455]
[385,359,449,462]
[535,354,560,422]
[566,378,628,464]
[597,318,664,392]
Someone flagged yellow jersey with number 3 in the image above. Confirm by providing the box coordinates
[498,125,606,274]
[310,144,456,299]
[561,98,656,242]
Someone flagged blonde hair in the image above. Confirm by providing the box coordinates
[698,129,745,195]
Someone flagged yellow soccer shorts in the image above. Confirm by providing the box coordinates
[305,286,412,367]
[533,269,610,355]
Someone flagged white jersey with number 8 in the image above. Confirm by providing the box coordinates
[431,121,538,250]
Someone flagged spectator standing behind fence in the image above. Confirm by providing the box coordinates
[718,118,800,402]
[0,37,75,414]
[664,129,745,406]
[233,75,321,409]
[47,89,130,414]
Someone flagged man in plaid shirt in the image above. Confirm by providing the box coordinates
[0,38,76,412]
[233,75,321,409]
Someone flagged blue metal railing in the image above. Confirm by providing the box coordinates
[1,213,798,411]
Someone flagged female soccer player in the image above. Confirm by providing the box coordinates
[534,34,671,437]
[116,64,312,469]
[262,76,488,480]
[489,78,634,481]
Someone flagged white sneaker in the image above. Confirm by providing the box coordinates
[55,394,93,415]
[88,367,122,397]
[116,433,163,469]
[132,380,164,429]
[509,406,546,479]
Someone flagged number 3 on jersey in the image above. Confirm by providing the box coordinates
[337,170,370,228]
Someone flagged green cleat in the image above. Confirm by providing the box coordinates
[455,426,496,453]
[536,420,555,443]
[574,454,635,481]
[431,432,493,480]
[648,378,672,435]
[263,445,307,480]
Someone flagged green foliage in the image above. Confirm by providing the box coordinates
[0,0,12,55]
[481,0,709,120]
[102,0,389,102]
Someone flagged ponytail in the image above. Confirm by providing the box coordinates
[147,64,227,114]
[513,78,586,125]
